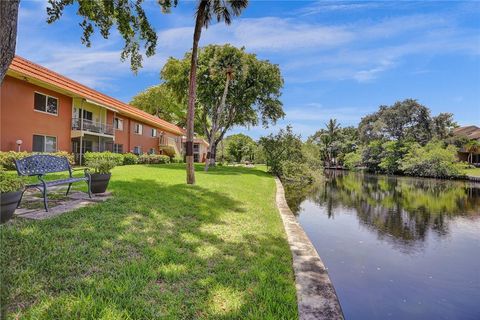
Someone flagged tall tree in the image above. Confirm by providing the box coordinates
[185,0,248,183]
[46,0,248,184]
[0,0,20,83]
[161,44,284,171]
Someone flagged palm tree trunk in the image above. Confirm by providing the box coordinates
[186,1,207,184]
[0,0,20,84]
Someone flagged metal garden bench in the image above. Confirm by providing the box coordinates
[15,155,92,212]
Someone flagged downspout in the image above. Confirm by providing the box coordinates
[79,99,84,166]
[127,118,131,152]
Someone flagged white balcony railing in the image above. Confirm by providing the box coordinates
[72,118,114,136]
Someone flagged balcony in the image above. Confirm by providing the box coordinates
[72,118,114,136]
[159,135,180,156]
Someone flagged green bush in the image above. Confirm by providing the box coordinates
[171,155,184,163]
[123,153,139,165]
[85,158,117,174]
[0,151,74,170]
[378,141,412,174]
[84,152,124,166]
[343,149,363,170]
[138,154,170,164]
[0,167,25,193]
[279,160,314,183]
[399,141,464,178]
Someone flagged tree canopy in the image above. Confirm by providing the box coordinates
[46,0,177,72]
[161,44,284,167]
[358,99,456,145]
[162,44,284,132]
[225,133,256,163]
[130,84,186,127]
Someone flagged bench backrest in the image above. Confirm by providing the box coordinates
[15,155,71,176]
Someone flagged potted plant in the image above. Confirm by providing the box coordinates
[0,168,25,223]
[86,158,116,194]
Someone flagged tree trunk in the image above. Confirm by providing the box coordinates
[205,71,231,171]
[0,0,20,84]
[186,1,207,184]
[210,143,216,165]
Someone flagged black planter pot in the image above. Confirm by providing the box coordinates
[1,191,22,224]
[90,173,111,194]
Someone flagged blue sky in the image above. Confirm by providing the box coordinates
[16,1,480,139]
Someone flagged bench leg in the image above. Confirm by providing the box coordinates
[16,188,28,208]
[42,187,49,212]
[87,178,92,199]
[66,183,72,196]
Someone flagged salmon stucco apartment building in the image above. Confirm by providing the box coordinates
[0,56,208,164]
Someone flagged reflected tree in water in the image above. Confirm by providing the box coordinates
[285,171,480,250]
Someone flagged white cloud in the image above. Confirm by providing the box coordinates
[14,1,480,90]
[297,1,381,16]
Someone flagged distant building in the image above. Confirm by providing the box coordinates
[453,125,480,165]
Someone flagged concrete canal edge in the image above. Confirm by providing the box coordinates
[274,177,344,320]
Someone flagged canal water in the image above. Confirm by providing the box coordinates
[285,170,480,320]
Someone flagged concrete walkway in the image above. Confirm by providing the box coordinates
[275,177,344,320]
[15,189,112,220]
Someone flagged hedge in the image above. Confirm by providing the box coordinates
[0,151,182,170]
[0,151,74,170]
[83,152,124,166]
[138,154,170,164]
[123,153,139,165]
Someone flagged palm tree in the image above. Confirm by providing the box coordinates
[324,119,341,166]
[465,140,480,164]
[185,0,248,184]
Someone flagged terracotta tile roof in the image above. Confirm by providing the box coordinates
[453,125,480,140]
[8,56,185,135]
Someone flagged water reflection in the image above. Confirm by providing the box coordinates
[285,171,480,319]
[285,170,480,250]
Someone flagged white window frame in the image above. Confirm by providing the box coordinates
[151,128,157,137]
[134,123,143,135]
[114,117,124,131]
[32,134,57,152]
[34,91,59,116]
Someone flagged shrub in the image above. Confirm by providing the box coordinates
[0,151,74,170]
[84,152,124,166]
[259,126,303,176]
[0,167,25,193]
[343,149,362,170]
[171,155,184,163]
[86,158,117,174]
[123,153,139,165]
[399,141,463,178]
[378,141,412,174]
[138,154,170,164]
[279,160,314,183]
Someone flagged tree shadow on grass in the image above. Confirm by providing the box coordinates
[1,178,297,319]
[149,163,273,178]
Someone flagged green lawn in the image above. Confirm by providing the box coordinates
[0,164,297,319]
[463,167,480,177]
